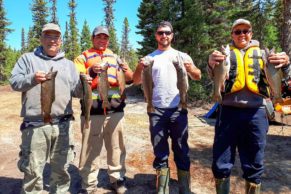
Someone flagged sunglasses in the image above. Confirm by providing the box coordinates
[232,29,251,35]
[156,31,172,36]
[43,34,61,41]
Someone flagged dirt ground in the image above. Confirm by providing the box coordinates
[0,85,290,194]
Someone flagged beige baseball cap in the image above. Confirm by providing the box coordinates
[42,23,61,34]
[231,19,252,30]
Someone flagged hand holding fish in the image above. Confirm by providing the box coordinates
[268,52,290,69]
[208,50,227,69]
[35,71,47,83]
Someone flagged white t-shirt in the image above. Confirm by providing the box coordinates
[146,48,193,108]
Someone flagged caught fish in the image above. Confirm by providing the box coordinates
[213,44,230,103]
[141,57,154,113]
[174,53,189,109]
[264,48,283,104]
[41,67,58,123]
[98,62,109,114]
[116,58,126,100]
[80,73,92,129]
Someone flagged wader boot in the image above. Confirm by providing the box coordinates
[177,169,191,194]
[156,167,170,194]
[245,181,261,194]
[215,178,230,194]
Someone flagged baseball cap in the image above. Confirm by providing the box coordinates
[92,26,109,36]
[231,19,252,30]
[42,23,61,34]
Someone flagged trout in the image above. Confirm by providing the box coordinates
[213,44,230,103]
[264,48,283,104]
[174,53,189,109]
[98,62,109,114]
[116,58,126,100]
[80,73,92,129]
[141,57,154,113]
[41,67,58,123]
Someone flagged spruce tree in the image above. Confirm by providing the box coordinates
[50,0,59,24]
[28,0,48,51]
[103,0,119,54]
[0,0,12,81]
[136,0,161,56]
[21,28,26,53]
[67,0,80,60]
[120,17,130,59]
[63,22,71,56]
[80,20,92,51]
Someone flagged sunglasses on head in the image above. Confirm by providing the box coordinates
[232,29,251,35]
[156,31,172,36]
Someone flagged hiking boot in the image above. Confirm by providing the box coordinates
[177,169,191,194]
[156,167,170,194]
[245,181,261,194]
[215,178,230,194]
[112,177,127,194]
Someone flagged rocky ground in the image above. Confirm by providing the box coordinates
[0,85,290,194]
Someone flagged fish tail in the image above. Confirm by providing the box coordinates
[44,114,52,123]
[84,120,89,129]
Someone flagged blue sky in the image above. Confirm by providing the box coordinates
[4,0,142,50]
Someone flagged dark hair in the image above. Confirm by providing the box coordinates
[157,21,173,32]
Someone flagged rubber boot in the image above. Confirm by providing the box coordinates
[156,167,170,194]
[177,169,191,194]
[245,181,261,194]
[215,178,230,194]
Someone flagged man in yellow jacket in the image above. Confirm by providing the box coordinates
[208,19,290,194]
[74,26,133,194]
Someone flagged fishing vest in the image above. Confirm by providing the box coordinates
[82,48,121,99]
[224,46,270,97]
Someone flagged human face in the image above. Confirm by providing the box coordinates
[92,34,109,51]
[40,30,62,57]
[231,24,252,49]
[155,26,173,50]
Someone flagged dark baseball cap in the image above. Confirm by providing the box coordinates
[92,26,109,36]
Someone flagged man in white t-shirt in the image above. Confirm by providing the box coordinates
[133,21,201,194]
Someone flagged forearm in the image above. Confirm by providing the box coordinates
[187,65,201,80]
[132,64,143,85]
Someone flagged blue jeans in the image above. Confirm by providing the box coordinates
[212,105,268,184]
[148,107,190,171]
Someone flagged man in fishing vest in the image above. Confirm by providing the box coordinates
[74,25,133,194]
[207,19,290,194]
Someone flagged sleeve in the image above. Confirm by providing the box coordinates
[70,60,83,98]
[9,55,38,92]
[74,54,87,74]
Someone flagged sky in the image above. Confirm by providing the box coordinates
[3,0,142,50]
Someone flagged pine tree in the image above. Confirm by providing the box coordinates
[103,0,119,53]
[28,0,48,51]
[67,0,80,60]
[21,28,26,53]
[50,0,59,24]
[120,17,130,59]
[80,20,92,51]
[0,0,12,82]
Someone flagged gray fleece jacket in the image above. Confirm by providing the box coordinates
[9,46,82,121]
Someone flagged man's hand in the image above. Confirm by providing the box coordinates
[208,50,226,69]
[34,71,47,83]
[268,52,290,68]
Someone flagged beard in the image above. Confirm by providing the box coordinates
[158,40,171,48]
